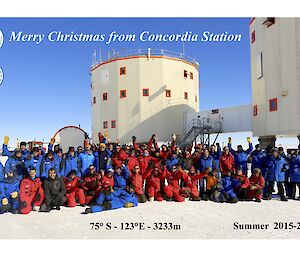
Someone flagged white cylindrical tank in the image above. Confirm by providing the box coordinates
[91,48,200,144]
[52,126,88,153]
[250,18,300,137]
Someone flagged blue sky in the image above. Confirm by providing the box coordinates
[0,18,252,147]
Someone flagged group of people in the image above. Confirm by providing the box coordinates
[0,132,299,215]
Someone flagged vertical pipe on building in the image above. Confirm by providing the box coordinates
[147,48,151,60]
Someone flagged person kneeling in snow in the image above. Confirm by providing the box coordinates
[248,168,265,202]
[0,170,20,214]
[203,168,222,202]
[39,168,67,212]
[220,170,238,203]
[19,168,44,214]
[64,170,86,207]
[232,168,250,201]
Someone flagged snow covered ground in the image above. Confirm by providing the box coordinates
[1,199,300,239]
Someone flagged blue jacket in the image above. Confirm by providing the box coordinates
[4,155,26,178]
[78,151,95,176]
[210,147,221,171]
[251,150,267,170]
[288,155,300,183]
[94,149,112,172]
[0,162,4,182]
[228,143,253,172]
[1,145,30,160]
[166,156,179,171]
[0,176,20,206]
[64,154,81,177]
[265,156,289,182]
[41,157,60,180]
[221,176,237,199]
[198,155,214,172]
[92,190,124,213]
[120,190,138,207]
[113,165,130,191]
[25,155,43,177]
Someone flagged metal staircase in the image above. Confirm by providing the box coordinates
[177,117,223,147]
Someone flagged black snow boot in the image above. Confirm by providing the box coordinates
[165,197,172,202]
[84,208,92,214]
[255,198,262,203]
[280,195,288,202]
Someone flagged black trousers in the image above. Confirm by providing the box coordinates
[267,181,285,197]
[237,188,248,200]
[290,182,300,199]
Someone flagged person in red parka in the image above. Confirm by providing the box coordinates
[127,149,139,172]
[19,168,44,214]
[163,164,188,202]
[220,146,235,175]
[181,166,206,201]
[144,162,164,202]
[101,166,114,190]
[82,165,102,205]
[64,170,86,207]
[129,165,147,203]
[248,168,265,202]
[232,168,250,200]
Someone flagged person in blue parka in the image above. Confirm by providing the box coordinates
[25,147,43,177]
[166,150,179,172]
[94,143,112,173]
[0,170,20,214]
[264,148,289,201]
[250,144,267,172]
[63,147,81,177]
[220,170,238,203]
[40,151,60,180]
[5,148,26,181]
[228,137,253,175]
[119,184,139,208]
[78,145,95,176]
[210,143,222,171]
[287,150,300,199]
[113,164,130,195]
[2,136,30,161]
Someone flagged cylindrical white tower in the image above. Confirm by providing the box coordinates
[91,49,199,144]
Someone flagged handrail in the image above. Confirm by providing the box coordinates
[92,48,199,68]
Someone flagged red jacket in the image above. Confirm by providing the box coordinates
[101,175,114,189]
[144,167,164,190]
[64,176,82,193]
[235,174,250,189]
[128,156,139,172]
[164,167,186,189]
[249,175,265,189]
[82,173,101,191]
[220,153,235,174]
[20,177,44,201]
[130,172,148,195]
[183,173,205,188]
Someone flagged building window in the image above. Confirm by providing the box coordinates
[253,105,258,116]
[251,31,256,44]
[120,67,126,75]
[103,93,108,101]
[190,72,193,79]
[269,98,278,112]
[195,95,197,102]
[166,90,171,97]
[184,70,188,78]
[103,121,108,129]
[120,90,127,98]
[184,92,188,100]
[257,52,263,79]
[111,120,116,128]
[93,96,96,104]
[263,17,275,27]
[142,88,149,96]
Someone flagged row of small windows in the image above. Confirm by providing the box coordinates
[93,90,197,103]
[253,98,278,116]
[119,67,194,80]
[103,120,116,129]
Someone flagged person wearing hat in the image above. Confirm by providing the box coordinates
[64,170,86,207]
[113,163,130,196]
[78,143,95,176]
[264,148,289,201]
[4,148,26,181]
[25,147,43,177]
[63,147,81,177]
[39,168,67,212]
[220,170,238,203]
[0,170,20,214]
[19,168,44,214]
[119,183,139,208]
[95,143,111,174]
[248,168,265,202]
[82,165,102,205]
[40,151,60,180]
[228,137,253,175]
[232,168,250,201]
